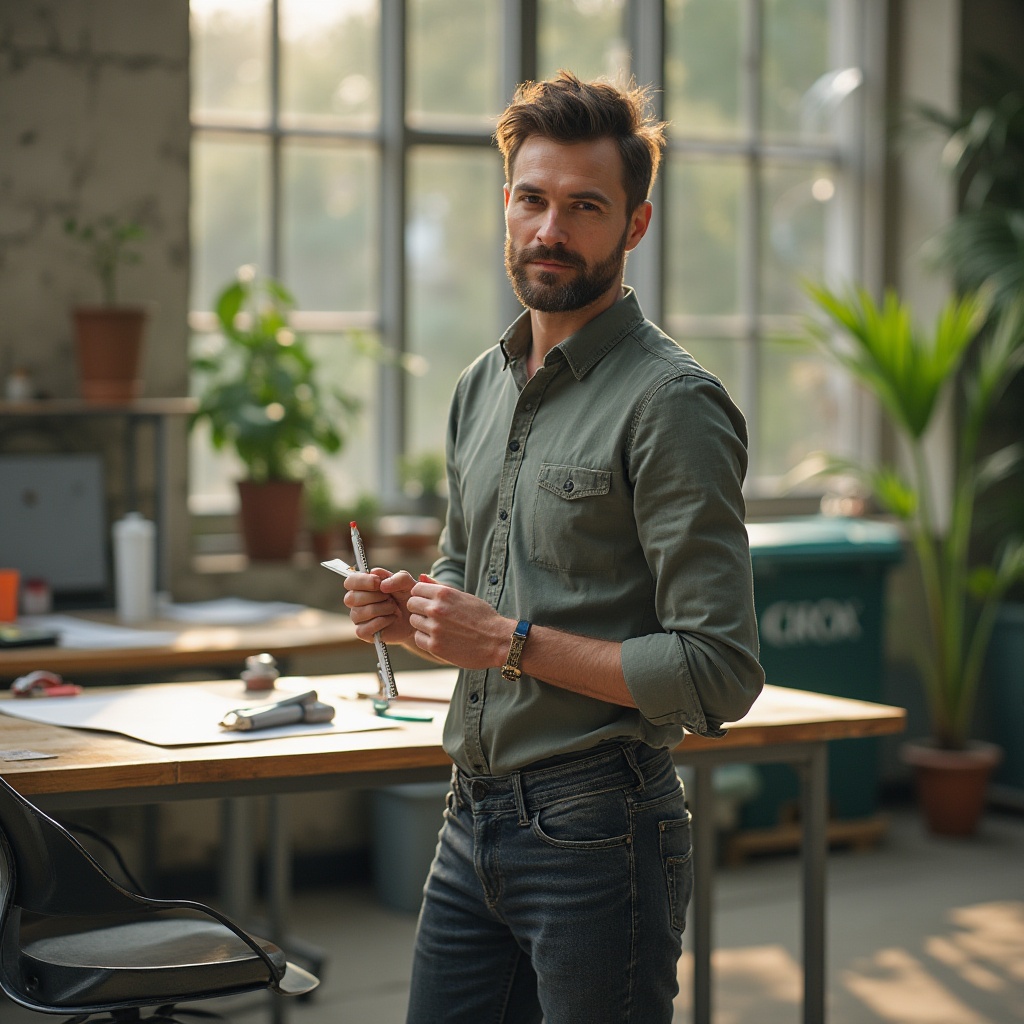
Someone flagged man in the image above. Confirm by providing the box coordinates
[345,70,764,1024]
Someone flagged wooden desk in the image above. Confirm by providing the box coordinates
[0,607,360,680]
[0,673,906,1024]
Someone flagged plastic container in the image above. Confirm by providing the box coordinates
[742,517,903,825]
[112,512,156,624]
[370,781,448,913]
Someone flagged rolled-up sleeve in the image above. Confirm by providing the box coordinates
[620,374,764,734]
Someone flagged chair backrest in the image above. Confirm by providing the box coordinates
[0,775,143,917]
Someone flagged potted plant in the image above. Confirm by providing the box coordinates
[796,284,1024,834]
[911,54,1024,798]
[337,492,381,556]
[398,449,447,519]
[191,266,360,561]
[64,214,148,403]
[305,468,340,561]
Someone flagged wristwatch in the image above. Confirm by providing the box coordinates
[500,620,531,681]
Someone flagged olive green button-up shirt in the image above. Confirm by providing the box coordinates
[431,289,764,776]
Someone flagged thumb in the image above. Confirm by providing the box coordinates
[419,573,439,584]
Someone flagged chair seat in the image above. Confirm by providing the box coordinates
[15,912,290,1009]
[0,774,320,1017]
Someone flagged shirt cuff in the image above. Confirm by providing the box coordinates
[621,633,728,738]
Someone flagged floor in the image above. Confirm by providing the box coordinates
[4,803,1023,1024]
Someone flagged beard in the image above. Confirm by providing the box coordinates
[504,227,629,314]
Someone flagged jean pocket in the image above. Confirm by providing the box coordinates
[660,814,694,932]
[531,789,631,849]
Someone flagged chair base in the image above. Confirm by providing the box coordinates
[62,1005,224,1024]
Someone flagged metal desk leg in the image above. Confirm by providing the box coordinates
[220,797,256,921]
[800,744,829,1024]
[692,763,715,1024]
[268,794,291,1024]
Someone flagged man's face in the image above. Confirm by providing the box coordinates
[503,136,650,315]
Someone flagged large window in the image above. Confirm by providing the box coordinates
[190,0,882,513]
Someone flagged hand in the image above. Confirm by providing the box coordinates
[343,568,417,646]
[406,576,510,669]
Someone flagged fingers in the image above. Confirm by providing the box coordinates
[379,569,418,594]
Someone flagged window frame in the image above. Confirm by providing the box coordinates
[189,0,887,513]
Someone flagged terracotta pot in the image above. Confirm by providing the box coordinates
[309,526,338,562]
[73,307,147,403]
[237,479,304,561]
[901,739,1003,837]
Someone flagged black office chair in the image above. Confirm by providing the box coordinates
[0,775,318,1023]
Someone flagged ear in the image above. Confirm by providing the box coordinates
[625,201,653,252]
[503,184,512,210]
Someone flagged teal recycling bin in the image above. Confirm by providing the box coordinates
[741,517,903,827]
[371,781,449,913]
[983,602,1024,797]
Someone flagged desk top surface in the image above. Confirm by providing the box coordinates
[0,670,906,800]
[0,607,360,678]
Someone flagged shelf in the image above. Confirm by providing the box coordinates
[0,397,197,417]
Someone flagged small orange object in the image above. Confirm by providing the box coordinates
[11,670,83,698]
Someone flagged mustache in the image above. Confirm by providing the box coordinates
[509,244,587,272]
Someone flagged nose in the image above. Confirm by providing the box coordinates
[534,206,569,247]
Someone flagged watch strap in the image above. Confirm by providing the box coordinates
[500,620,531,681]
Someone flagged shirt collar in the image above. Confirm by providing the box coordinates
[499,288,646,380]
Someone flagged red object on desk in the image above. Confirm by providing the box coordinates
[10,670,83,698]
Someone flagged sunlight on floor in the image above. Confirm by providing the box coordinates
[672,902,1024,1024]
[675,945,803,1022]
[841,901,1024,1024]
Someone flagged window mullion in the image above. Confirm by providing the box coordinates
[740,0,764,487]
[270,0,282,279]
[379,0,408,502]
[626,0,665,325]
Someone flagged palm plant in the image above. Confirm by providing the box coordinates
[798,284,1024,749]
[911,54,1024,319]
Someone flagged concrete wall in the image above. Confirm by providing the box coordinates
[0,1,190,399]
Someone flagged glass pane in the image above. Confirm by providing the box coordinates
[408,0,503,127]
[282,142,378,312]
[680,338,742,394]
[407,147,504,458]
[760,162,833,316]
[191,136,270,311]
[280,0,379,130]
[763,0,831,141]
[664,158,743,317]
[538,0,629,84]
[758,339,844,480]
[188,330,380,510]
[665,0,742,138]
[310,332,381,503]
[191,0,270,122]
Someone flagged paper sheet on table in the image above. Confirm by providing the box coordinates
[158,598,306,625]
[18,615,177,649]
[0,679,398,746]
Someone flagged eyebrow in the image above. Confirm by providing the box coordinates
[512,181,613,207]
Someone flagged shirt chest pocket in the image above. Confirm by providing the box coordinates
[531,463,622,574]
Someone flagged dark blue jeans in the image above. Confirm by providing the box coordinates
[407,741,693,1024]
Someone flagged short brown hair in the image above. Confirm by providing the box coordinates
[494,70,667,215]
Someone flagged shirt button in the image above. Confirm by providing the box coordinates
[488,573,499,585]
[471,781,489,800]
[469,692,479,703]
[563,480,574,492]
[524,402,533,410]
[498,509,508,521]
[508,440,520,452]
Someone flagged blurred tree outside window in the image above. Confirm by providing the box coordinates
[189,0,877,516]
